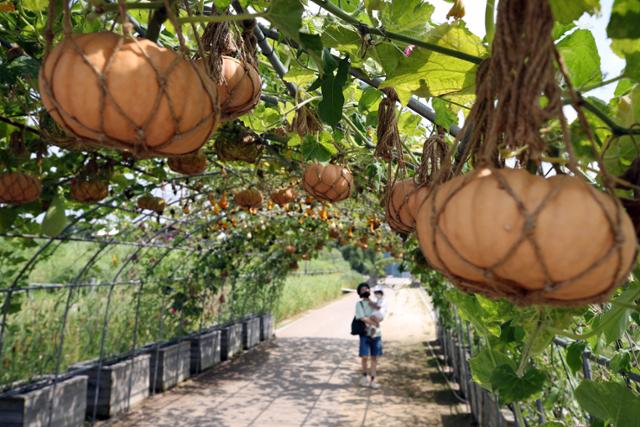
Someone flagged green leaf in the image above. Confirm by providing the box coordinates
[575,380,640,427]
[557,29,602,88]
[624,52,640,81]
[549,0,600,24]
[330,0,359,13]
[300,134,337,162]
[490,364,546,403]
[321,24,361,60]
[358,87,382,112]
[541,422,565,427]
[267,0,303,42]
[469,348,515,391]
[445,290,500,336]
[22,0,48,11]
[381,23,487,104]
[0,207,18,233]
[432,97,457,130]
[565,341,587,374]
[41,194,67,237]
[600,285,639,344]
[380,0,434,37]
[370,43,404,75]
[299,33,324,71]
[283,64,317,87]
[318,56,350,126]
[608,0,640,39]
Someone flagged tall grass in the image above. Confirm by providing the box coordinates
[274,250,364,323]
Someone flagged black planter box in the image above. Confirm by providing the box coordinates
[220,322,243,361]
[82,354,150,419]
[242,316,261,350]
[260,313,274,341]
[148,341,191,392]
[189,329,221,374]
[0,376,87,427]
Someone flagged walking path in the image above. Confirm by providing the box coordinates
[105,282,471,427]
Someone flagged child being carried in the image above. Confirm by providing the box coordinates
[367,285,387,337]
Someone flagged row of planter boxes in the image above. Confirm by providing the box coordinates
[0,313,274,427]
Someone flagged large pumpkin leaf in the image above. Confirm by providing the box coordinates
[380,23,487,104]
[468,348,515,392]
[321,24,361,60]
[267,0,304,42]
[607,0,640,39]
[575,380,640,427]
[283,64,317,87]
[490,364,547,403]
[557,29,602,88]
[380,0,434,37]
[549,0,600,24]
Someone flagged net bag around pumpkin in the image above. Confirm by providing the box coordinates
[302,163,353,203]
[0,172,42,204]
[38,0,220,158]
[414,0,637,306]
[214,121,263,163]
[234,188,262,209]
[69,158,111,203]
[200,10,261,121]
[168,150,208,176]
[385,128,450,234]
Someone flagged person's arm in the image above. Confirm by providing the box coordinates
[355,301,374,324]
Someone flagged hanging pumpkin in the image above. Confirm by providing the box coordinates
[39,32,220,157]
[385,180,418,233]
[270,187,297,206]
[218,56,261,121]
[302,163,353,203]
[214,122,262,163]
[385,130,449,234]
[70,179,109,203]
[168,150,208,176]
[416,168,637,306]
[69,157,111,203]
[200,16,261,121]
[137,195,166,214]
[0,172,41,204]
[234,189,262,209]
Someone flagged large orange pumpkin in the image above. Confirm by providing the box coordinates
[234,189,262,209]
[385,179,430,233]
[416,168,637,306]
[0,172,41,204]
[302,163,353,203]
[168,150,208,176]
[39,32,219,157]
[218,56,261,121]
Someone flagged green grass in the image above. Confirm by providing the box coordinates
[274,249,364,324]
[0,248,363,387]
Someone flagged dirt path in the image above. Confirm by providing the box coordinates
[104,283,471,427]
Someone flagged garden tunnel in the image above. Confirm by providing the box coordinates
[2,0,640,426]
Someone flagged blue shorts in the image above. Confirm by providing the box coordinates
[359,335,383,357]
